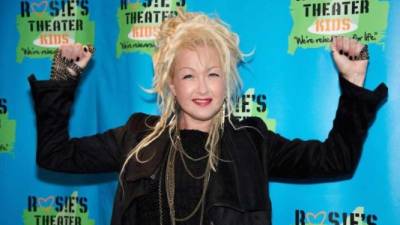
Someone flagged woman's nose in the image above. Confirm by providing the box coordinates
[197,76,209,94]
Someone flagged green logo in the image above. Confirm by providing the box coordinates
[288,0,389,54]
[0,98,16,154]
[233,88,277,132]
[23,191,95,225]
[16,0,95,62]
[116,0,187,57]
[0,113,17,154]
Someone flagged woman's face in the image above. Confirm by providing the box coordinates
[169,44,226,131]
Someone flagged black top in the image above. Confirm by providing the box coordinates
[136,130,210,225]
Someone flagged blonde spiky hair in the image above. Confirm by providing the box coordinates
[120,9,245,186]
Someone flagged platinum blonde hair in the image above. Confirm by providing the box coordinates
[120,10,245,186]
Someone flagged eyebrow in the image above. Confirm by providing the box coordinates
[176,66,222,72]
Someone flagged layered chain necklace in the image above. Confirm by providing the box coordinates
[158,128,212,225]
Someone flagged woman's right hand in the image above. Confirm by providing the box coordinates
[59,43,93,77]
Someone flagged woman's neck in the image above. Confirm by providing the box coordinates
[178,114,211,133]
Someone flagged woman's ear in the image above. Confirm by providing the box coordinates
[169,81,176,96]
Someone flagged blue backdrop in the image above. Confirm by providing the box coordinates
[1,1,398,225]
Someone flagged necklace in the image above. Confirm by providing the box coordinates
[159,129,212,225]
[176,134,209,179]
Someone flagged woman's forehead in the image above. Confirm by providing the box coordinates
[174,45,222,68]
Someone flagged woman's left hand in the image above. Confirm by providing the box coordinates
[331,36,369,87]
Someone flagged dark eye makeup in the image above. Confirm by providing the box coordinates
[183,74,193,79]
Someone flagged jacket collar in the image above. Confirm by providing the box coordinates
[205,120,244,212]
[124,128,170,182]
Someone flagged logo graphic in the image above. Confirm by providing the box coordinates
[288,0,390,54]
[0,98,16,154]
[233,88,277,132]
[116,0,187,57]
[294,207,378,225]
[16,0,95,62]
[23,191,95,225]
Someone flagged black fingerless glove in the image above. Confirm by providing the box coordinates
[50,49,83,81]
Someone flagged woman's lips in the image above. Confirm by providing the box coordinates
[192,98,212,106]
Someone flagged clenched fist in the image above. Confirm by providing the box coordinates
[331,36,369,87]
[50,43,94,80]
[59,43,93,76]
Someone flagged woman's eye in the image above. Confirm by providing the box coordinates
[209,73,220,77]
[183,74,193,79]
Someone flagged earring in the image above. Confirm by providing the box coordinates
[220,99,226,131]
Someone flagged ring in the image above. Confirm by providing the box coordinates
[87,44,95,54]
[84,44,95,54]
[357,45,369,61]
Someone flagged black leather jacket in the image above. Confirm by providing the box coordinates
[28,74,387,225]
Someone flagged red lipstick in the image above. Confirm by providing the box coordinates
[192,98,212,106]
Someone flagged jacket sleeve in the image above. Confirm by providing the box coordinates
[28,74,139,173]
[254,75,388,180]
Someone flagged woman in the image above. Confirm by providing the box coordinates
[29,11,387,225]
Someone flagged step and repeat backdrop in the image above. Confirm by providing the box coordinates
[1,0,399,225]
